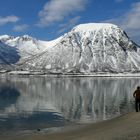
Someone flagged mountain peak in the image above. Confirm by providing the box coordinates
[21,35,33,39]
[72,23,119,32]
[0,35,10,38]
[16,35,36,42]
[0,35,14,42]
[0,35,36,43]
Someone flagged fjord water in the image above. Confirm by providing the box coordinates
[0,76,137,133]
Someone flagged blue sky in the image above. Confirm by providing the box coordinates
[0,0,140,44]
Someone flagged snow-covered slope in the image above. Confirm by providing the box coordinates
[0,23,140,74]
[0,35,61,65]
[0,41,20,64]
[0,35,47,59]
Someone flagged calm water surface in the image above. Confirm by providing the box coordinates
[0,76,138,133]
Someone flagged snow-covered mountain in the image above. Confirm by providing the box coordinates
[0,23,140,74]
[0,35,49,59]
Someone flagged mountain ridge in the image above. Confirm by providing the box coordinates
[0,23,140,74]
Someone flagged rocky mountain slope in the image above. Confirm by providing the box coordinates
[0,23,140,74]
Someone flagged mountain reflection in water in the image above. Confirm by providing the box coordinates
[0,76,138,132]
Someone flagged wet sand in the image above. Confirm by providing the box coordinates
[1,112,140,140]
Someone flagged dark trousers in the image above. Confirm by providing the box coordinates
[135,99,140,112]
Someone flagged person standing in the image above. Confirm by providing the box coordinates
[133,86,140,112]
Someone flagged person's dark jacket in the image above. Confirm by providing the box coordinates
[133,89,140,99]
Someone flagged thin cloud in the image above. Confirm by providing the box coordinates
[104,2,140,44]
[13,24,29,32]
[0,15,19,26]
[38,0,88,27]
[58,16,81,34]
[122,2,140,30]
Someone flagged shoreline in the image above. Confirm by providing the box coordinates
[2,71,140,78]
[1,112,140,140]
